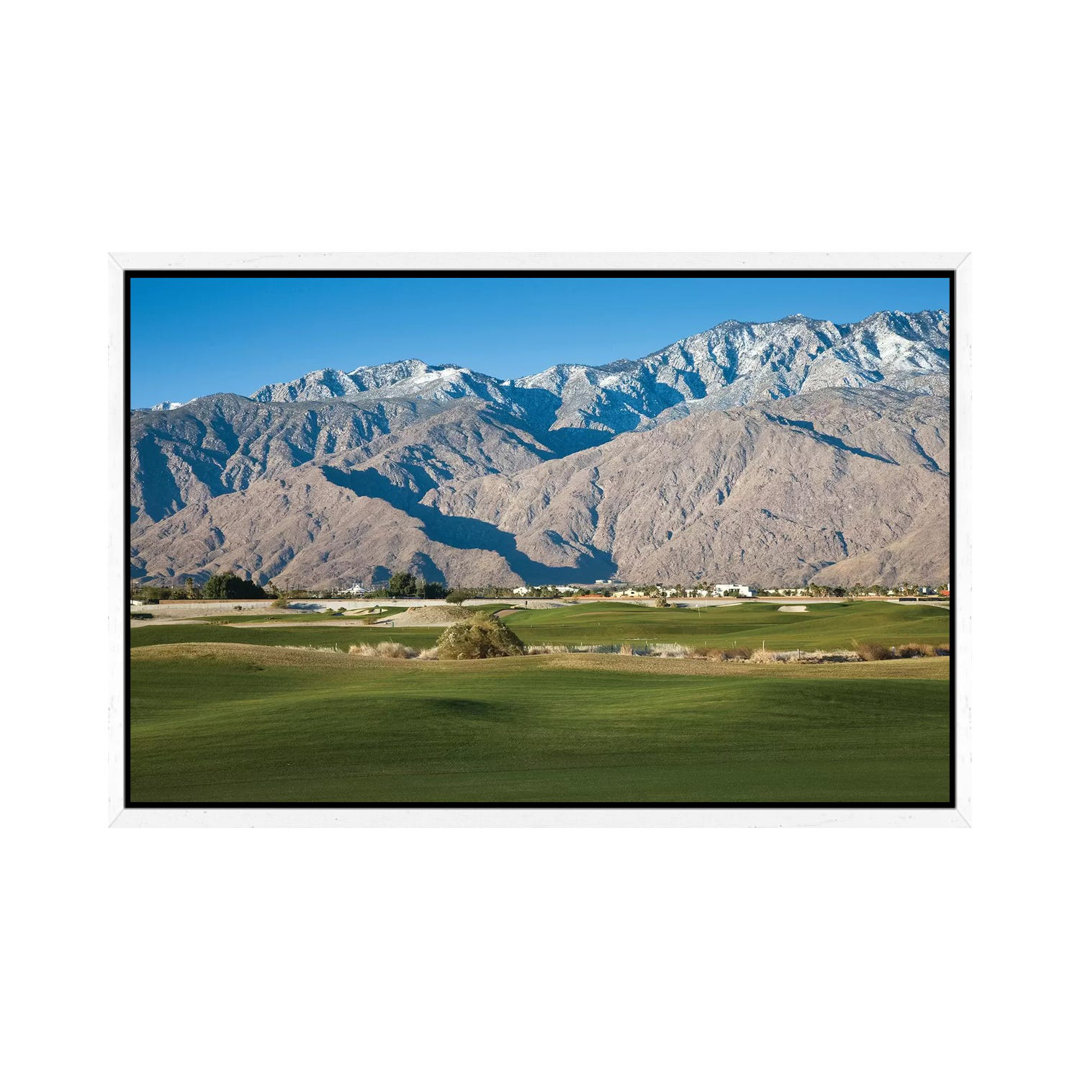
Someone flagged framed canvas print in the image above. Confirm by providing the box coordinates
[109,253,970,826]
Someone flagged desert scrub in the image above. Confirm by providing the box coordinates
[436,613,525,660]
[787,649,861,664]
[349,641,418,659]
[854,642,893,661]
[647,643,690,658]
[697,646,752,661]
[895,642,935,658]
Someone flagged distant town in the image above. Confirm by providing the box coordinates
[130,570,949,604]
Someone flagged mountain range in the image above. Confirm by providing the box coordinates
[130,309,951,589]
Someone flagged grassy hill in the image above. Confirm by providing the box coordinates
[502,601,948,650]
[130,647,950,804]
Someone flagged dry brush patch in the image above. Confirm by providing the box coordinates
[854,641,950,661]
[534,652,951,680]
[746,647,862,664]
[348,641,419,659]
[129,641,950,680]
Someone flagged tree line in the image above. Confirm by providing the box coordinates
[130,573,270,602]
[131,569,950,603]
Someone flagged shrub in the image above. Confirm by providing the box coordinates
[654,596,670,608]
[376,641,417,659]
[445,589,473,605]
[855,642,892,661]
[891,642,948,658]
[437,614,525,660]
[416,647,440,661]
[791,649,861,664]
[271,597,289,609]
[348,641,417,659]
[696,646,752,661]
[648,643,690,658]
[750,648,780,663]
[720,647,752,661]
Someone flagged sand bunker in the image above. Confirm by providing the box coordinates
[778,605,808,613]
[381,605,474,627]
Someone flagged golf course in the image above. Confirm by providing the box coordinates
[129,601,952,805]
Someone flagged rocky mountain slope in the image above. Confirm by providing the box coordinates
[130,309,951,588]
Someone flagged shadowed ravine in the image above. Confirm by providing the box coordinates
[321,465,617,584]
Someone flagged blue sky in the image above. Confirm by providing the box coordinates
[131,275,950,406]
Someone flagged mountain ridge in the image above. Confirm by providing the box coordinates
[237,308,948,421]
[129,308,951,589]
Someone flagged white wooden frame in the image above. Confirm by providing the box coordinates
[108,253,971,827]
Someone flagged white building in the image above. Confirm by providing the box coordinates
[514,584,586,595]
[711,583,757,598]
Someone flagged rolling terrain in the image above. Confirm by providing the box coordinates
[128,599,952,805]
[130,646,950,803]
[129,600,950,653]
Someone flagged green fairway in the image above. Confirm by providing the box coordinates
[190,604,507,625]
[131,622,442,651]
[503,600,948,651]
[194,607,407,624]
[131,600,948,654]
[130,647,950,804]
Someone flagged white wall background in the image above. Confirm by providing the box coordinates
[3,2,1073,1078]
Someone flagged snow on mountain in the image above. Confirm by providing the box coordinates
[130,308,952,590]
[246,309,949,434]
[250,358,437,402]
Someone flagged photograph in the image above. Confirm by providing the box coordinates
[14,3,1078,1074]
[125,265,955,810]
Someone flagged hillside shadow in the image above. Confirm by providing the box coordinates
[763,414,897,464]
[541,427,614,456]
[322,466,615,584]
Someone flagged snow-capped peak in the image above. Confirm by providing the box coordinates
[242,309,950,431]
